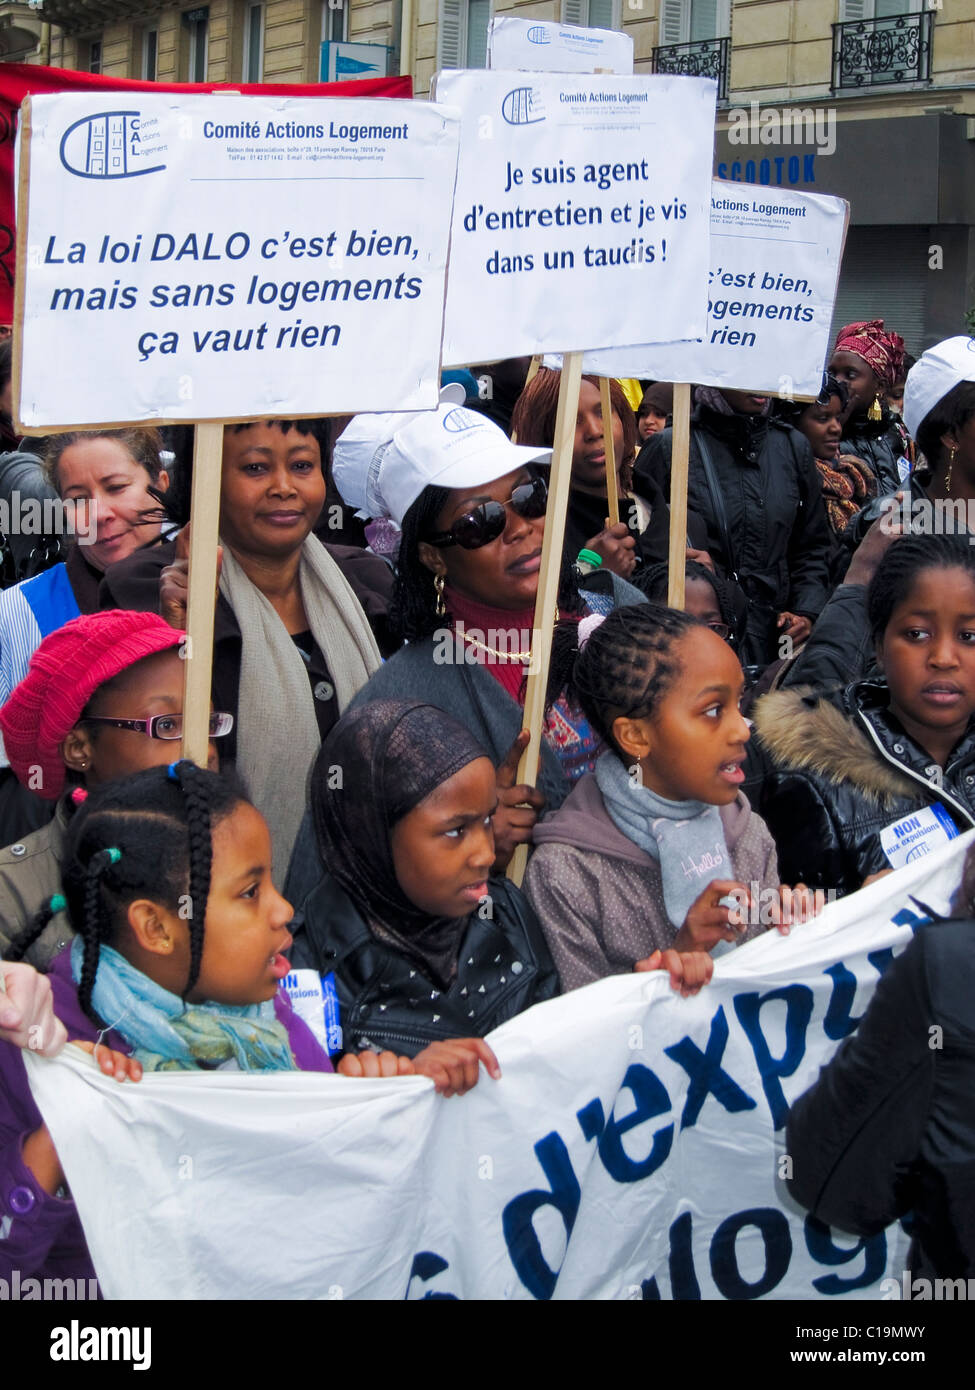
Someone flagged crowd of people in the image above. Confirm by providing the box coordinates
[3,319,975,1295]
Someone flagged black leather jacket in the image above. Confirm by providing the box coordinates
[787,917,975,1280]
[754,680,975,895]
[291,874,559,1057]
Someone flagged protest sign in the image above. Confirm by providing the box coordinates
[584,180,849,395]
[488,16,634,76]
[0,61,412,324]
[14,92,459,428]
[435,71,715,366]
[27,832,969,1301]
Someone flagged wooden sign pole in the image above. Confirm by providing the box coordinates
[180,423,224,767]
[507,350,583,887]
[599,376,620,527]
[666,382,691,611]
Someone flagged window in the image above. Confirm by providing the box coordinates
[88,38,102,73]
[437,0,491,69]
[659,0,730,44]
[142,27,158,81]
[561,0,621,29]
[321,0,348,44]
[184,7,209,82]
[839,0,922,17]
[243,2,263,81]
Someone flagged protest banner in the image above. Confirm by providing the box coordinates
[435,70,715,367]
[28,831,967,1300]
[13,90,459,763]
[0,61,412,324]
[584,180,849,397]
[487,16,634,76]
[14,92,459,427]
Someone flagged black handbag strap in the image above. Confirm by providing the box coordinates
[694,429,739,581]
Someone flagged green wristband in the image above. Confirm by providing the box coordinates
[576,549,603,569]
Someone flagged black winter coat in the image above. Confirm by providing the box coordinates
[754,680,975,895]
[634,406,834,666]
[290,873,560,1057]
[787,917,975,1280]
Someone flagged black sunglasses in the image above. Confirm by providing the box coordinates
[427,476,548,550]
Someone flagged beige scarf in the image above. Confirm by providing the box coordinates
[219,537,381,886]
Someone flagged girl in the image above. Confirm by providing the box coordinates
[0,428,171,842]
[774,374,878,537]
[0,608,230,967]
[0,763,491,1290]
[635,558,748,655]
[755,534,975,895]
[292,699,560,1055]
[523,605,814,993]
[829,319,909,495]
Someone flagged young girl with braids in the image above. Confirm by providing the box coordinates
[0,762,495,1290]
[756,534,975,895]
[523,605,820,992]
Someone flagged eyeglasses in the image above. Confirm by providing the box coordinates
[427,476,548,550]
[706,621,732,641]
[80,712,234,741]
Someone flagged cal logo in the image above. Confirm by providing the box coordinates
[59,111,165,179]
[501,87,546,126]
[526,26,551,44]
[442,408,481,433]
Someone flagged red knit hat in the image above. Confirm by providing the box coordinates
[0,610,186,800]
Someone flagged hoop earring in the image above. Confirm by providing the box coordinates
[434,573,446,618]
[946,444,958,494]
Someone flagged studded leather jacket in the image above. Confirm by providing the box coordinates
[290,874,560,1057]
[754,680,975,896]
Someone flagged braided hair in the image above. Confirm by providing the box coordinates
[867,533,975,646]
[551,602,698,758]
[3,763,246,1025]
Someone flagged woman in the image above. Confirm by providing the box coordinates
[634,385,833,671]
[292,700,559,1057]
[0,608,229,966]
[774,374,878,536]
[101,419,386,883]
[828,319,909,495]
[511,369,709,578]
[786,839,975,1279]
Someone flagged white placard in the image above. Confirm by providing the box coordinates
[488,16,634,75]
[584,181,849,395]
[16,93,460,428]
[26,834,972,1300]
[435,71,715,366]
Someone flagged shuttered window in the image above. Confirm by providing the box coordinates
[560,0,621,27]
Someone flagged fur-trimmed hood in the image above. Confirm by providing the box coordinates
[753,685,921,807]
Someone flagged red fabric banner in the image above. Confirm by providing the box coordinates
[0,61,412,322]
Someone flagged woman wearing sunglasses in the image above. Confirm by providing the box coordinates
[0,610,231,967]
[298,400,646,894]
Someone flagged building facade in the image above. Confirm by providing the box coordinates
[5,0,975,351]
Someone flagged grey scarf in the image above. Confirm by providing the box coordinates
[594,751,733,929]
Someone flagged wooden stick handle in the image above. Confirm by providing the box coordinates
[667,383,691,611]
[180,423,224,767]
[600,376,620,528]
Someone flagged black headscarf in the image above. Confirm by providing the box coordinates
[312,699,492,987]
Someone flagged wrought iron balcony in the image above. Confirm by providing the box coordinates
[832,11,933,91]
[652,36,729,103]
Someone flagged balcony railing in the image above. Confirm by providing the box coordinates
[652,36,729,103]
[832,11,933,92]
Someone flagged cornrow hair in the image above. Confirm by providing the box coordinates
[57,764,247,1026]
[2,894,67,965]
[555,602,697,756]
[868,533,975,645]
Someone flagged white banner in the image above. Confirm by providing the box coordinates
[26,836,970,1300]
[16,93,460,428]
[435,71,715,366]
[488,16,634,75]
[584,181,849,395]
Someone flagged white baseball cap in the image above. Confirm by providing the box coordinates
[332,383,467,519]
[338,400,551,527]
[903,335,975,440]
